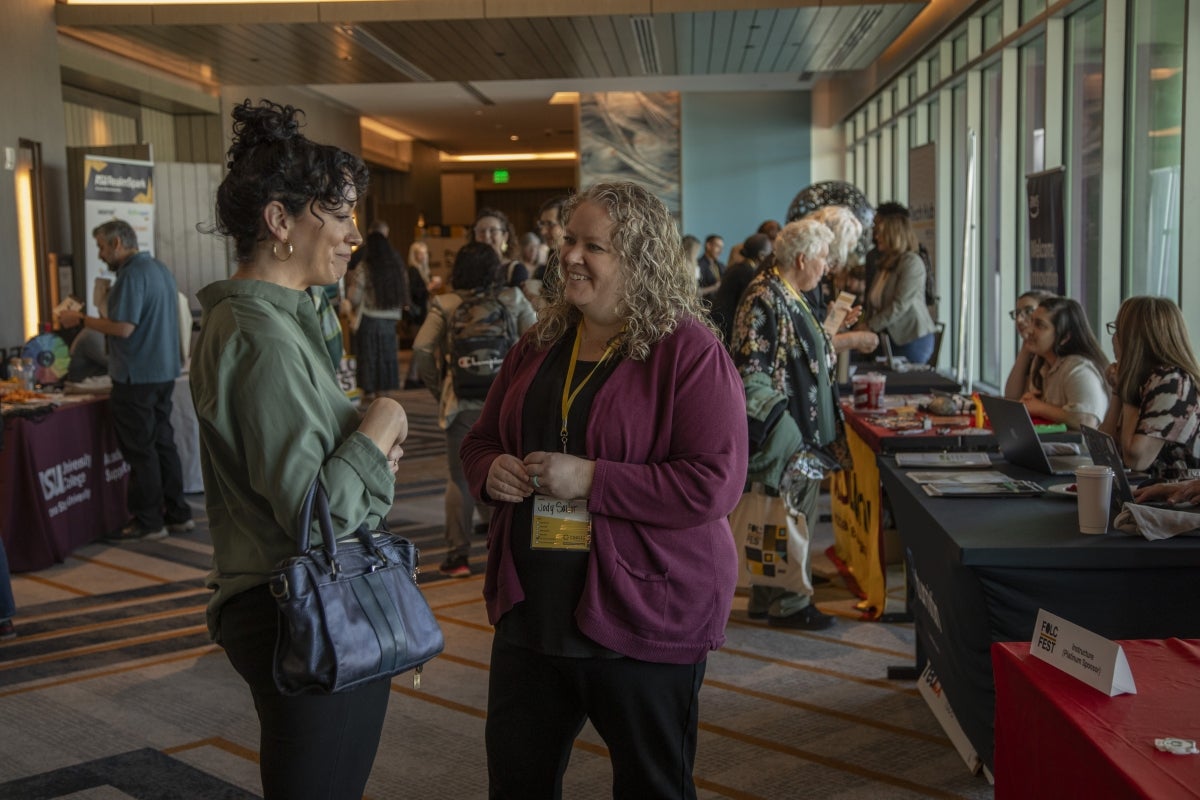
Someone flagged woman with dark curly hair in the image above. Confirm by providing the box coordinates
[191,99,409,799]
[347,230,409,397]
[461,182,747,798]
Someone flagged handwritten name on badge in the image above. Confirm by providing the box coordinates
[1028,609,1137,697]
[531,494,591,551]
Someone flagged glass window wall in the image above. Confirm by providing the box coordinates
[1066,1,1104,319]
[1124,0,1184,300]
[1019,36,1047,294]
[980,63,1004,386]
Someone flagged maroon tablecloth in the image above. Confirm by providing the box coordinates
[0,398,130,572]
[993,639,1200,799]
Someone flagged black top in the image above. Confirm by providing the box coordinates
[495,328,622,657]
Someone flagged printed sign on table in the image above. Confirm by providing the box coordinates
[1029,608,1137,696]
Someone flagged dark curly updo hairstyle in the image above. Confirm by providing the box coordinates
[214,99,369,262]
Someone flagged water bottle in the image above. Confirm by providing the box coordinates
[20,357,35,390]
[6,357,18,383]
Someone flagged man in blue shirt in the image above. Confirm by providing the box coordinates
[60,220,192,541]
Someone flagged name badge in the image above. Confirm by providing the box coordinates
[531,494,591,551]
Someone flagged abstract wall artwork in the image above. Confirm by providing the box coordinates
[578,91,680,217]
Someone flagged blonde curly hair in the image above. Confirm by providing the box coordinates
[534,182,716,361]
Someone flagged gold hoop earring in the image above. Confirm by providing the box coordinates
[272,240,294,262]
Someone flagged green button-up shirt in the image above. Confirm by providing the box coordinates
[192,279,395,640]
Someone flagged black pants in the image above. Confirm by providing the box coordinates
[109,380,190,529]
[218,584,392,800]
[486,637,705,800]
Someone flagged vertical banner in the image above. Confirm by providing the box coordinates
[908,143,938,289]
[1026,167,1065,295]
[82,156,155,316]
[829,424,885,618]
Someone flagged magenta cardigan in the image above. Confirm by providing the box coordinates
[461,318,748,664]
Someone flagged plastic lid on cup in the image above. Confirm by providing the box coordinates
[1076,465,1114,477]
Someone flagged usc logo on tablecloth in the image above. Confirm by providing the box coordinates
[39,454,92,517]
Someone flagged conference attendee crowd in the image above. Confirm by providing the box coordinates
[7,99,1197,800]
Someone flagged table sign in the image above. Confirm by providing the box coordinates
[917,663,982,773]
[1030,609,1137,696]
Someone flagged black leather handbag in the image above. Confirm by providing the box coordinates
[268,481,445,695]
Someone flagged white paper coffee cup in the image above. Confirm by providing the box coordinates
[1075,465,1114,534]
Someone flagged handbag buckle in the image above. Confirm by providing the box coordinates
[270,575,290,600]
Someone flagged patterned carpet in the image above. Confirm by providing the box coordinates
[0,383,995,799]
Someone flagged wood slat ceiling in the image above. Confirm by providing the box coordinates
[57,3,926,153]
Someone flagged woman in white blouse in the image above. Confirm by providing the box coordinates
[1018,296,1109,429]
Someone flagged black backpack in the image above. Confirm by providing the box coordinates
[448,290,516,400]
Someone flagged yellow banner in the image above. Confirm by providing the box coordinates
[830,423,886,618]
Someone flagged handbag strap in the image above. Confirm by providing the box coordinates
[296,480,381,557]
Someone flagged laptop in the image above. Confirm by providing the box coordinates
[1080,425,1136,505]
[1081,425,1200,513]
[978,394,1094,475]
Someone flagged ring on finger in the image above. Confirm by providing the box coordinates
[532,474,541,489]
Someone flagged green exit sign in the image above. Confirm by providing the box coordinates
[493,170,510,184]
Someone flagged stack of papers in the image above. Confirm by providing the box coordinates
[906,470,1046,498]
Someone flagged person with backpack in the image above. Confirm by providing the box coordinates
[861,202,938,365]
[412,241,536,577]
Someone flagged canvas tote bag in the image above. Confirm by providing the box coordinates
[728,482,814,595]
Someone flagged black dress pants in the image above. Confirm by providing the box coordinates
[109,380,190,529]
[486,636,705,800]
[218,584,392,800]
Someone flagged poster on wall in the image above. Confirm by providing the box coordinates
[908,143,938,295]
[82,156,155,316]
[1026,168,1065,295]
[578,92,680,217]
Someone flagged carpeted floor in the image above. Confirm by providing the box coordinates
[0,376,995,799]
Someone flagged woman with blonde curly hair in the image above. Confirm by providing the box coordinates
[461,181,747,798]
[1100,296,1200,478]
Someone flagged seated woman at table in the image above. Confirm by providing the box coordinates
[1015,296,1109,429]
[1100,296,1200,479]
[1134,477,1200,506]
[1003,288,1056,400]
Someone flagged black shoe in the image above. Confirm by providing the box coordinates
[747,610,768,620]
[812,573,831,586]
[768,605,835,630]
[105,520,167,543]
[438,556,471,578]
[404,379,424,390]
[166,519,195,533]
[474,523,489,536]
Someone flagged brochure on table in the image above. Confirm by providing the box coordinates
[1029,608,1137,697]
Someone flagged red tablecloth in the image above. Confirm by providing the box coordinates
[0,398,130,571]
[993,639,1200,799]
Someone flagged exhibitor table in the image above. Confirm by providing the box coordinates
[879,457,1200,772]
[993,639,1200,799]
[829,393,983,618]
[0,397,129,572]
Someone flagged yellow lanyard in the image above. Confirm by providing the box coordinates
[775,266,825,342]
[560,325,617,453]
